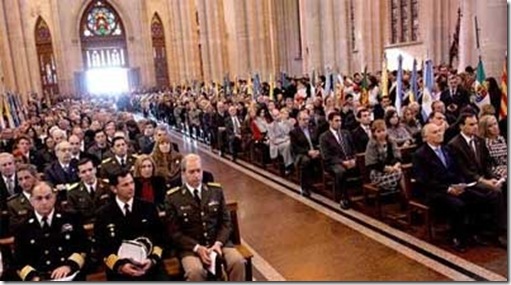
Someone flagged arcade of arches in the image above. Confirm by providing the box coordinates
[0,0,507,101]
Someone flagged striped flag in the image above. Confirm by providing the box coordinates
[500,54,507,120]
[421,59,434,121]
[3,94,14,129]
[410,58,418,103]
[0,93,5,130]
[474,57,490,109]
[311,69,316,100]
[360,66,369,107]
[396,54,403,115]
[381,53,389,98]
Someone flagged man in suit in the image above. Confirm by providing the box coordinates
[447,113,506,246]
[68,135,98,166]
[6,164,38,235]
[99,137,138,179]
[66,158,112,224]
[13,136,43,172]
[413,124,500,251]
[319,111,358,210]
[0,153,22,212]
[351,108,372,153]
[87,129,113,163]
[440,75,470,118]
[290,110,320,197]
[211,102,228,155]
[14,181,87,281]
[44,141,80,201]
[165,154,245,281]
[138,120,156,154]
[224,106,243,161]
[94,170,167,281]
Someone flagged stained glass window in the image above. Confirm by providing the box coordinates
[151,13,169,87]
[82,0,123,38]
[389,0,419,44]
[35,16,59,96]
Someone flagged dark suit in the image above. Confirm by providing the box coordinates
[138,136,154,155]
[413,143,502,240]
[94,198,166,281]
[14,211,87,281]
[6,193,33,235]
[448,134,496,183]
[87,144,113,165]
[66,180,112,224]
[290,126,320,192]
[440,88,470,118]
[224,116,243,159]
[99,155,137,180]
[351,125,371,154]
[0,174,22,213]
[134,176,168,210]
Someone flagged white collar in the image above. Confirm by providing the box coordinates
[115,155,127,163]
[35,208,55,227]
[2,175,14,182]
[460,132,474,145]
[330,128,339,136]
[22,191,31,200]
[85,180,97,193]
[185,182,202,197]
[427,143,441,152]
[115,196,133,214]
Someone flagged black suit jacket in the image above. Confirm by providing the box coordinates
[289,126,318,156]
[138,136,154,155]
[0,175,22,211]
[224,116,243,139]
[412,144,464,200]
[319,129,356,167]
[44,161,80,187]
[440,88,470,111]
[447,134,495,182]
[94,198,165,280]
[134,176,168,210]
[351,125,370,154]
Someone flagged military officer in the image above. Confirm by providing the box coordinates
[44,141,80,202]
[67,158,112,224]
[14,181,87,281]
[6,164,39,235]
[99,136,137,179]
[94,170,167,281]
[165,154,245,281]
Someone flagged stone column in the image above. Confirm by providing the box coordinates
[196,0,211,82]
[319,0,335,70]
[245,0,258,74]
[302,0,321,74]
[458,0,476,71]
[221,0,239,77]
[333,0,349,74]
[476,0,507,77]
[0,0,16,92]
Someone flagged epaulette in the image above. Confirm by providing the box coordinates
[67,182,80,191]
[101,158,112,164]
[7,193,19,201]
[207,182,222,188]
[101,179,109,184]
[166,186,180,196]
[131,154,139,159]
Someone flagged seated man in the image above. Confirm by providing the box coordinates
[165,154,245,281]
[290,110,321,197]
[44,141,80,201]
[319,111,358,209]
[7,164,39,235]
[224,106,243,161]
[99,136,138,179]
[14,181,87,281]
[414,123,503,252]
[94,170,167,281]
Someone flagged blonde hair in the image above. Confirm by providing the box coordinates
[133,154,155,178]
[151,134,182,180]
[478,114,498,138]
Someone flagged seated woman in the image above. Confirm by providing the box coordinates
[385,109,414,147]
[365,119,406,195]
[151,134,183,185]
[133,154,167,210]
[479,115,507,179]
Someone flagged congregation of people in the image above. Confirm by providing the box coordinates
[0,61,507,281]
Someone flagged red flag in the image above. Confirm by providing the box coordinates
[500,54,507,120]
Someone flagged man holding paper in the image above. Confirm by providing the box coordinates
[413,123,503,252]
[165,154,245,281]
[94,170,167,281]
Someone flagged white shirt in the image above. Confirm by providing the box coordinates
[35,208,55,227]
[185,183,202,199]
[115,155,128,165]
[85,180,98,194]
[2,175,15,188]
[22,191,30,200]
[115,196,133,215]
[330,128,340,143]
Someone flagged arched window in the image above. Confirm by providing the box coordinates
[35,16,59,96]
[151,13,169,87]
[80,0,128,69]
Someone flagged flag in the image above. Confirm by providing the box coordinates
[336,74,345,106]
[311,69,316,100]
[381,53,389,98]
[253,73,261,99]
[500,54,507,120]
[449,7,461,67]
[396,54,403,115]
[223,73,231,97]
[410,58,418,103]
[247,76,253,97]
[360,66,369,107]
[269,74,275,101]
[474,57,490,108]
[421,59,434,121]
[0,93,5,130]
[3,94,14,129]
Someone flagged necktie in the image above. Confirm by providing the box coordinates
[124,203,131,216]
[63,165,69,173]
[193,189,201,205]
[337,131,348,157]
[434,147,447,167]
[89,185,95,198]
[6,178,14,195]
[303,128,313,150]
[120,158,126,167]
[233,117,240,134]
[42,216,50,232]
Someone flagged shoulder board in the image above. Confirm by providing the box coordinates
[207,182,222,188]
[7,194,19,201]
[102,158,112,164]
[166,186,180,195]
[101,179,109,184]
[131,154,139,159]
[67,182,80,191]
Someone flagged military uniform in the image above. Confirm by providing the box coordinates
[99,155,138,179]
[66,180,112,224]
[165,182,245,281]
[14,211,87,281]
[6,193,33,235]
[94,198,167,281]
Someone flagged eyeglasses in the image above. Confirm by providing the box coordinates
[33,194,53,201]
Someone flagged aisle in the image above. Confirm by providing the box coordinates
[170,134,472,281]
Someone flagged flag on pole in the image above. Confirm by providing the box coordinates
[311,69,316,100]
[381,53,389,98]
[421,59,434,121]
[500,53,507,120]
[360,66,369,107]
[324,69,332,98]
[337,74,345,105]
[410,58,418,103]
[0,93,5,130]
[396,54,403,115]
[3,94,14,129]
[269,74,275,101]
[474,57,490,109]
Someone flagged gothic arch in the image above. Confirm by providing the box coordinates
[151,12,169,87]
[35,16,59,96]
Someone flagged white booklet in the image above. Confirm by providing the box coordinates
[118,240,148,265]
[51,271,79,281]
[207,251,218,275]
